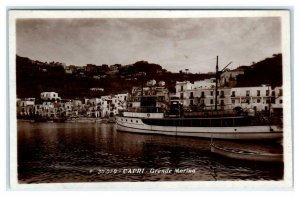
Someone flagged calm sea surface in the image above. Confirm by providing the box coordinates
[17,121,283,183]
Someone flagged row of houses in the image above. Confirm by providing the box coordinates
[174,78,283,114]
[17,92,128,119]
[17,78,284,119]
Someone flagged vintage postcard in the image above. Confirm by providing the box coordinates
[8,10,292,190]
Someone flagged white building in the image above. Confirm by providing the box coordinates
[220,69,245,87]
[230,85,282,112]
[272,87,283,115]
[88,98,101,106]
[158,81,165,86]
[176,80,283,112]
[100,93,129,117]
[175,81,194,106]
[147,79,156,86]
[40,92,61,101]
[17,98,35,116]
[176,79,231,110]
[193,78,216,89]
[220,66,246,87]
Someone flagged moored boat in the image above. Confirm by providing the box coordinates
[116,56,283,141]
[116,98,283,141]
[210,142,283,163]
[116,113,282,140]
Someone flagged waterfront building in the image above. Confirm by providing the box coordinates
[130,84,169,110]
[72,99,83,107]
[273,87,283,116]
[114,93,128,111]
[99,93,129,117]
[186,87,232,111]
[99,98,113,118]
[230,85,283,113]
[88,98,101,106]
[17,98,35,117]
[41,101,56,117]
[175,81,194,107]
[86,105,101,117]
[175,80,282,113]
[176,79,232,110]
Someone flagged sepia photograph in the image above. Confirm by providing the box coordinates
[8,10,292,189]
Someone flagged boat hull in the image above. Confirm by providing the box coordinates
[210,144,283,162]
[116,116,283,141]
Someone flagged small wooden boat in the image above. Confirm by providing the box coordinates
[210,143,283,163]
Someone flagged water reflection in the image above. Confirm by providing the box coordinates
[17,121,283,183]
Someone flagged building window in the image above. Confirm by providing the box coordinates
[257,99,261,103]
[180,93,184,99]
[220,91,224,97]
[210,91,213,96]
[181,85,183,91]
[246,90,250,97]
[231,91,235,97]
[279,89,283,96]
[190,92,194,98]
[210,99,213,104]
[217,91,219,96]
[201,92,205,98]
[280,100,283,104]
[221,100,224,106]
[257,90,260,96]
[272,91,275,96]
[266,90,270,96]
[232,99,235,104]
[190,100,194,106]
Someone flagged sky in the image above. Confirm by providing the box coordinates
[16,17,282,73]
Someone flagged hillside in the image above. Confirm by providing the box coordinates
[16,55,212,98]
[235,54,282,87]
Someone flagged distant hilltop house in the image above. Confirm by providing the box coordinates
[40,92,61,101]
[146,80,166,87]
[90,88,104,92]
[147,79,156,86]
[64,65,77,74]
[158,81,166,86]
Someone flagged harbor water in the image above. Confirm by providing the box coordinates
[17,121,283,183]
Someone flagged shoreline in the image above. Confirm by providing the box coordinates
[17,117,115,123]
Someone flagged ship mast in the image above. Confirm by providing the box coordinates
[214,56,232,111]
[215,56,219,111]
